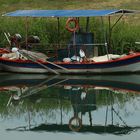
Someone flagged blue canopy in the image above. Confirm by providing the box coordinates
[2,9,136,17]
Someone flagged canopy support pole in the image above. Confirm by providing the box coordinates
[73,31,76,56]
[57,17,60,45]
[101,16,109,59]
[111,14,124,31]
[56,17,60,60]
[108,16,112,53]
[86,17,90,32]
[25,17,28,50]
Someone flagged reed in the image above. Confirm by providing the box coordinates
[111,22,140,54]
[0,0,140,12]
[0,0,140,54]
[0,16,139,54]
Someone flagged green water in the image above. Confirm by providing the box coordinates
[0,73,140,140]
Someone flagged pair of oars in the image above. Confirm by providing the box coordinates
[6,75,69,105]
[19,50,69,75]
[21,76,69,99]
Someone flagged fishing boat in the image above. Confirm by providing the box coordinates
[0,9,140,74]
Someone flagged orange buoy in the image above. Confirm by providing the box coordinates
[65,18,79,32]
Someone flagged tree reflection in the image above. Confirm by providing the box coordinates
[0,74,140,134]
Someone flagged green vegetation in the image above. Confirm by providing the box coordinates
[0,87,139,119]
[0,0,140,12]
[0,0,140,53]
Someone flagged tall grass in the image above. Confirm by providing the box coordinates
[0,0,140,54]
[111,15,140,54]
[0,15,139,54]
[0,0,140,14]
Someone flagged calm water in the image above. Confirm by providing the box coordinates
[0,73,140,140]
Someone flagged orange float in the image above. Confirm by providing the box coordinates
[65,18,79,32]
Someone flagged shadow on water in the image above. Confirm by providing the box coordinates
[0,73,140,135]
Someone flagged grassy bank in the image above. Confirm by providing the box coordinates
[0,0,140,13]
[0,0,140,54]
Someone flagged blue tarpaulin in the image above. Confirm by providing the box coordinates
[2,9,136,17]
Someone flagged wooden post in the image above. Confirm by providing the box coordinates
[93,46,98,56]
[108,16,111,53]
[57,17,60,45]
[25,17,28,50]
[57,17,60,60]
[86,17,89,32]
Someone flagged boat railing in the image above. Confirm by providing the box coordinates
[29,42,108,59]
[28,43,107,47]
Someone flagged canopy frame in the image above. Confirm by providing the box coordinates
[2,9,138,18]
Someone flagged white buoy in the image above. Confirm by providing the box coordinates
[63,57,71,62]
[79,49,85,58]
[81,91,87,100]
[11,47,18,53]
[13,94,20,100]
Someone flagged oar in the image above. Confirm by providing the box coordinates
[20,76,69,99]
[22,75,59,96]
[46,59,69,72]
[4,32,11,45]
[47,78,68,88]
[10,75,56,99]
[19,50,59,75]
[6,95,12,107]
[21,50,69,72]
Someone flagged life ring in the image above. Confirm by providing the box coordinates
[69,116,82,132]
[66,18,79,32]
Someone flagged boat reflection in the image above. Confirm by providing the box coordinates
[0,73,140,135]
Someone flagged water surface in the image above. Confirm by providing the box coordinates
[0,73,140,140]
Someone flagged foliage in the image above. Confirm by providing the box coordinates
[0,87,139,118]
[0,0,140,53]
